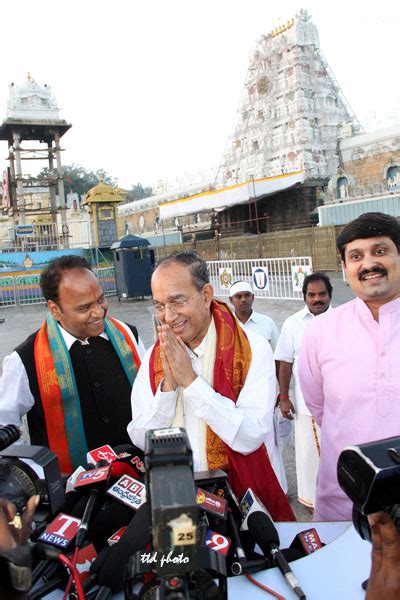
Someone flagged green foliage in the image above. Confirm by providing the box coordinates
[125,182,153,203]
[36,164,118,198]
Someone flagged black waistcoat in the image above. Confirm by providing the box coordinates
[16,324,138,452]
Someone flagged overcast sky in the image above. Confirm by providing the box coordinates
[1,0,399,190]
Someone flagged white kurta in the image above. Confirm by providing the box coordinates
[128,325,287,491]
[239,310,280,351]
[274,305,330,507]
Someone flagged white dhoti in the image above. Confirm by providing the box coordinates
[294,413,320,508]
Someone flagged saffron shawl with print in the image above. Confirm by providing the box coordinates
[34,314,141,474]
[149,299,295,521]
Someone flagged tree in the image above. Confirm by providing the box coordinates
[124,182,153,204]
[36,164,118,199]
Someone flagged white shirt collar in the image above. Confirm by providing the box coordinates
[300,303,332,320]
[243,310,260,325]
[187,333,207,359]
[58,324,109,350]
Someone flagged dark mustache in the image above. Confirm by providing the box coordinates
[358,267,387,281]
[313,302,325,306]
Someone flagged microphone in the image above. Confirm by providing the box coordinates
[38,513,81,550]
[74,460,111,549]
[87,442,145,481]
[106,473,147,510]
[240,487,269,531]
[33,515,81,593]
[63,448,144,550]
[107,525,127,546]
[196,487,228,519]
[290,528,324,555]
[109,458,143,481]
[205,529,232,556]
[89,500,133,550]
[247,511,306,600]
[86,444,117,466]
[65,465,87,493]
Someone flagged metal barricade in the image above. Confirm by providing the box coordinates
[95,267,117,296]
[0,268,116,308]
[15,275,45,305]
[208,257,313,300]
[0,221,91,251]
[0,276,17,307]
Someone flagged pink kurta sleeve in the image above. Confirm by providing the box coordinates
[298,320,325,426]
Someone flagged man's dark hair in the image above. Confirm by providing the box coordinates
[40,255,92,302]
[302,272,333,300]
[337,212,400,262]
[154,251,209,291]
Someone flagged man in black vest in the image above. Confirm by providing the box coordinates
[0,255,145,472]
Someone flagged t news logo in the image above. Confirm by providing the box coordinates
[39,514,81,549]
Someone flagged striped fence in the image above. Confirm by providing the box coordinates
[208,257,313,300]
[1,257,312,306]
[0,267,117,308]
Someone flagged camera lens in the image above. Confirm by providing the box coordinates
[0,425,20,451]
[0,458,39,512]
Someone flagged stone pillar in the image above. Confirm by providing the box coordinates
[48,141,57,225]
[54,131,69,248]
[8,147,17,224]
[13,132,25,224]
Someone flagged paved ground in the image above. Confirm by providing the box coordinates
[0,272,354,520]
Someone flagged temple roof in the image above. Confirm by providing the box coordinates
[81,178,126,205]
[5,74,63,121]
[0,75,71,142]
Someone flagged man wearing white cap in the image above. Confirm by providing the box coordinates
[229,281,280,351]
[229,280,286,492]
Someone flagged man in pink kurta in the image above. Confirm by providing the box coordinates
[299,212,400,521]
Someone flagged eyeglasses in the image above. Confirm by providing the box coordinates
[151,291,200,317]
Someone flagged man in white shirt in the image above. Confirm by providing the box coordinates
[228,281,280,351]
[274,272,332,509]
[228,279,286,491]
[128,251,295,520]
[0,255,145,473]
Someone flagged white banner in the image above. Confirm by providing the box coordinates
[159,171,305,220]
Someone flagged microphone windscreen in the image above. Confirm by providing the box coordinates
[110,443,145,481]
[113,443,144,459]
[90,502,150,593]
[62,491,82,515]
[89,500,133,550]
[247,511,280,553]
[110,460,142,481]
[70,495,91,518]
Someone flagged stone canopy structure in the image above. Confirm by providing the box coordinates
[6,75,61,121]
[0,74,71,227]
[82,178,126,248]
